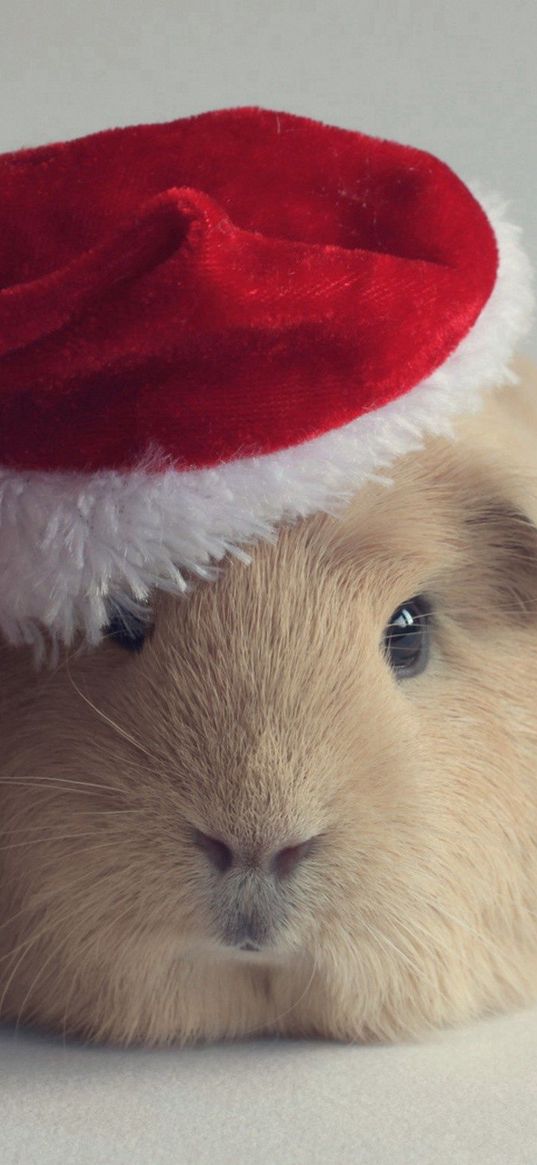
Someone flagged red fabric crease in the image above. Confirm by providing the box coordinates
[0,106,498,473]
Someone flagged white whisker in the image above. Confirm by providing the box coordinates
[0,775,125,795]
[0,831,125,853]
[65,656,164,766]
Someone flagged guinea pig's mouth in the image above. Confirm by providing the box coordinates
[213,941,290,967]
[176,938,288,969]
[211,865,289,950]
[216,909,296,963]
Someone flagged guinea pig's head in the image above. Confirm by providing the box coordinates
[2,365,537,1047]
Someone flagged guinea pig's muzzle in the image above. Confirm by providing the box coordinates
[193,829,319,951]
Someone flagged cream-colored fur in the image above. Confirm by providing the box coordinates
[2,356,537,1047]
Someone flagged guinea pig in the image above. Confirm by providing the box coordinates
[2,355,537,1048]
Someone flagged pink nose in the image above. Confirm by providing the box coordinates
[193,830,318,878]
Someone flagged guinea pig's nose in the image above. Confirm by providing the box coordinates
[270,838,318,878]
[193,830,317,878]
[193,831,234,874]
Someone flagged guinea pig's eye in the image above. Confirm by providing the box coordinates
[104,604,154,653]
[382,595,431,678]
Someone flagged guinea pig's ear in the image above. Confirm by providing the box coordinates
[449,490,537,630]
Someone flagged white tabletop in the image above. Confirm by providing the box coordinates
[2,1005,537,1165]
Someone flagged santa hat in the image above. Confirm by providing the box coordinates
[0,106,533,661]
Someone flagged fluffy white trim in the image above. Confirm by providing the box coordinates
[0,190,534,663]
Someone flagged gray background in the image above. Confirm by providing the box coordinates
[1,2,537,1162]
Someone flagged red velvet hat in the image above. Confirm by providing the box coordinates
[0,106,533,659]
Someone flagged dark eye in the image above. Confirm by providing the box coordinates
[382,595,431,678]
[104,603,154,653]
